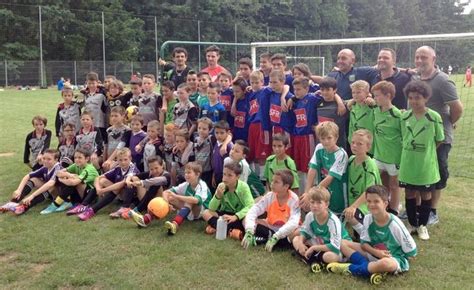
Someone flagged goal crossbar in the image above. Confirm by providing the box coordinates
[250,32,474,68]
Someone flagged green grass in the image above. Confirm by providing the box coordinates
[0,83,473,289]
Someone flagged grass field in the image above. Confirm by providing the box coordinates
[0,78,473,289]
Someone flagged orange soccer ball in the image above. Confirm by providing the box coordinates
[147,197,170,219]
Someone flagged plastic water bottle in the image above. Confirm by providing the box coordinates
[216,216,227,240]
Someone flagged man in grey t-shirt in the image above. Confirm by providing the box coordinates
[413,46,464,224]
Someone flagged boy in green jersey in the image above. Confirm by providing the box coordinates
[344,130,381,235]
[203,161,254,239]
[327,185,417,284]
[302,121,348,215]
[293,186,352,272]
[264,133,299,191]
[348,80,376,155]
[399,81,444,241]
[372,81,402,215]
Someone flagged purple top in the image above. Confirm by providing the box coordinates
[104,163,139,183]
[211,141,233,180]
[29,162,61,182]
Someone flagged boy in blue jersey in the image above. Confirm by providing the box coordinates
[231,77,250,142]
[247,71,272,179]
[199,82,226,124]
[217,71,234,128]
[238,57,253,85]
[289,77,320,192]
[271,53,294,94]
[267,70,294,153]
[328,185,417,284]
[259,52,273,86]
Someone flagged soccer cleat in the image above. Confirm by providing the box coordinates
[129,210,151,228]
[326,262,352,275]
[228,229,243,240]
[311,262,326,273]
[55,202,73,212]
[120,208,131,219]
[427,212,439,226]
[78,207,95,221]
[164,221,178,235]
[13,204,27,215]
[370,272,388,285]
[255,235,268,245]
[417,225,430,240]
[0,202,19,213]
[109,207,127,219]
[40,203,59,215]
[205,225,216,235]
[66,205,87,216]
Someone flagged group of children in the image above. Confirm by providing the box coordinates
[2,49,448,283]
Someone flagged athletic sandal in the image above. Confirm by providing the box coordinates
[120,208,132,219]
[13,204,27,215]
[109,207,127,219]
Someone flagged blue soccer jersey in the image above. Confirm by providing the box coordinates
[233,94,250,142]
[268,89,295,134]
[220,88,234,127]
[200,102,226,123]
[291,93,322,136]
[248,88,272,131]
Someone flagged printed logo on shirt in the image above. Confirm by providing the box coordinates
[269,104,282,124]
[234,111,246,128]
[295,108,307,128]
[219,95,232,111]
[249,99,259,116]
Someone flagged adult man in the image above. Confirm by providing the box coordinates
[413,46,463,224]
[375,48,412,109]
[326,49,378,100]
[160,47,192,87]
[201,45,227,82]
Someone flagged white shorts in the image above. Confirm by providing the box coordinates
[375,160,399,176]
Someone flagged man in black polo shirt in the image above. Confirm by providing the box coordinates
[375,48,412,109]
[326,49,379,100]
[160,47,192,87]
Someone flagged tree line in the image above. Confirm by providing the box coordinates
[1,0,473,71]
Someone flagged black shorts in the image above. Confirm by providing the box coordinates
[399,182,435,192]
[435,143,451,190]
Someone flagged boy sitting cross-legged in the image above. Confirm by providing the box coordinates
[241,169,301,252]
[203,161,254,239]
[327,185,417,284]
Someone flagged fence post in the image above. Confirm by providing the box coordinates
[198,20,201,71]
[4,60,7,87]
[234,23,238,72]
[130,61,133,78]
[294,28,297,64]
[155,16,159,80]
[39,5,44,87]
[73,61,77,86]
[102,12,106,79]
[266,25,270,52]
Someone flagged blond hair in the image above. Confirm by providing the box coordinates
[315,121,339,139]
[350,80,370,91]
[308,186,331,203]
[116,147,131,158]
[352,129,373,148]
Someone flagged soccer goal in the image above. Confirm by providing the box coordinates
[250,32,474,179]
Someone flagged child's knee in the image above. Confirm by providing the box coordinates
[323,251,340,263]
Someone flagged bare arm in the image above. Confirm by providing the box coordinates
[448,100,463,125]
